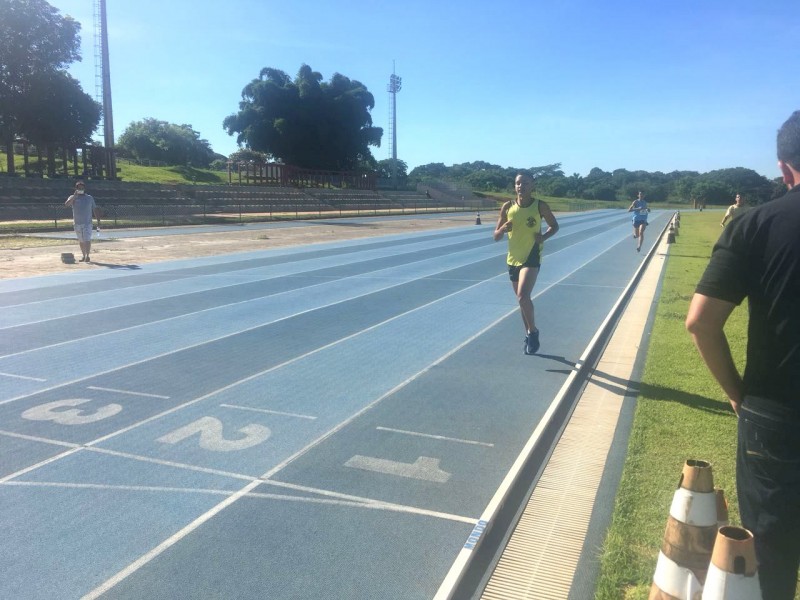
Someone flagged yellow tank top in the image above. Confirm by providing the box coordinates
[506,198,541,266]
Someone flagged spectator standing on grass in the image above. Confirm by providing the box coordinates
[493,173,559,355]
[720,193,748,227]
[64,181,101,262]
[628,191,650,252]
[686,110,800,600]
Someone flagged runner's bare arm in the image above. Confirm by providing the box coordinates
[493,202,512,241]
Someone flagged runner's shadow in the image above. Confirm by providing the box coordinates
[638,382,732,416]
[538,353,577,375]
[538,355,730,416]
[91,261,142,270]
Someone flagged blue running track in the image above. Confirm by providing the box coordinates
[0,209,667,599]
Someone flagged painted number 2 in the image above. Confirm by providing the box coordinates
[157,416,271,452]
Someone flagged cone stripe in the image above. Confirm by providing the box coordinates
[652,551,704,599]
[669,487,718,526]
[701,563,761,600]
[661,516,717,571]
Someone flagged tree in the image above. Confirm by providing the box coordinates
[0,0,82,173]
[118,118,215,167]
[702,167,774,205]
[223,64,383,171]
[692,179,733,206]
[376,158,408,183]
[17,70,100,175]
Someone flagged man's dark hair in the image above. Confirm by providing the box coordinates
[777,110,800,170]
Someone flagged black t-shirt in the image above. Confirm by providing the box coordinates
[695,186,800,406]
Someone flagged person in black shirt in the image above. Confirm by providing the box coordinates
[686,110,800,599]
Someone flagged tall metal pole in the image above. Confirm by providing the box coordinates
[99,0,116,178]
[387,63,401,189]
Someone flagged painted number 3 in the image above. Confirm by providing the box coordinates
[22,399,122,425]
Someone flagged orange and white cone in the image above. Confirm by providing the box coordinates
[650,460,722,599]
[701,526,761,599]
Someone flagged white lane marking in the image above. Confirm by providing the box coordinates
[2,481,238,496]
[376,426,494,447]
[260,479,477,524]
[0,436,475,525]
[80,471,477,600]
[219,403,316,420]
[0,447,82,483]
[0,428,79,449]
[86,447,257,483]
[345,455,452,483]
[0,480,475,523]
[80,479,262,600]
[87,386,170,399]
[0,371,46,381]
[557,282,627,289]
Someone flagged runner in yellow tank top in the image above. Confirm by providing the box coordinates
[493,173,560,355]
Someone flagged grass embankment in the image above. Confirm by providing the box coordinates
[595,210,750,599]
[0,153,227,185]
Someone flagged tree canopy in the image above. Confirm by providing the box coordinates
[408,161,781,205]
[223,64,383,171]
[118,118,216,167]
[0,0,97,173]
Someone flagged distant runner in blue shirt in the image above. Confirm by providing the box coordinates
[628,191,650,252]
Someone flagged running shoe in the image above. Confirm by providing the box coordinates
[525,330,540,355]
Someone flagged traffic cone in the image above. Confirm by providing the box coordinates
[475,212,481,225]
[650,460,721,599]
[701,526,761,599]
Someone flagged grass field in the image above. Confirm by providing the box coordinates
[594,210,799,599]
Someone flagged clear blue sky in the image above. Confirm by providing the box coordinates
[49,0,799,179]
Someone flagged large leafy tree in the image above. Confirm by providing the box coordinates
[118,118,215,167]
[0,0,82,173]
[18,70,100,174]
[223,64,383,171]
[376,158,408,182]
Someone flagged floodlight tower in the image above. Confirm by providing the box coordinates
[387,63,402,189]
[93,0,116,178]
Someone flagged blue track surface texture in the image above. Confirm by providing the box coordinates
[0,209,667,599]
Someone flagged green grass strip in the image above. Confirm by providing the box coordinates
[595,210,753,599]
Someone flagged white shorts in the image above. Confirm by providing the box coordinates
[74,224,92,242]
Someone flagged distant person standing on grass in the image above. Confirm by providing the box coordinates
[64,181,101,262]
[628,191,650,252]
[686,110,800,600]
[493,173,559,355]
[720,193,748,227]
